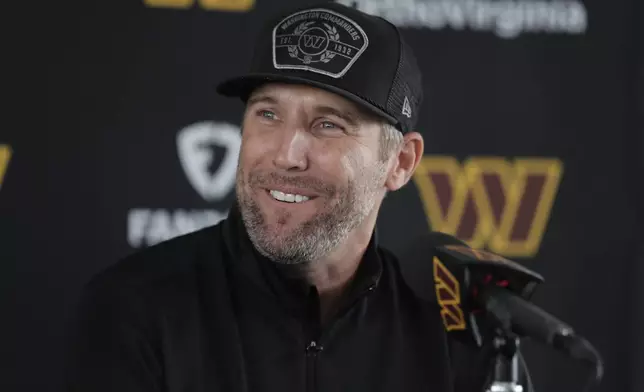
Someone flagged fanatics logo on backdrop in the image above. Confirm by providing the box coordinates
[338,0,587,39]
[273,8,369,78]
[177,122,241,202]
[127,122,241,249]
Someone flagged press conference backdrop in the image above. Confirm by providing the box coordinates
[7,0,642,391]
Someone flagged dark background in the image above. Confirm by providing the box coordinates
[7,0,643,391]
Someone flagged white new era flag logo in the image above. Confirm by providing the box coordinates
[177,121,241,202]
[402,96,412,118]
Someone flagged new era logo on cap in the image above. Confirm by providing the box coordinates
[272,8,369,79]
[402,96,412,118]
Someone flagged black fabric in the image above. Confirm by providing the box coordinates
[216,1,422,134]
[63,202,509,392]
[386,29,423,131]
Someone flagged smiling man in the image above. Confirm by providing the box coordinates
[233,82,421,323]
[65,2,498,392]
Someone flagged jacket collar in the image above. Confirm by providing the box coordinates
[222,201,383,315]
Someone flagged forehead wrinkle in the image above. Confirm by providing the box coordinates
[246,93,278,107]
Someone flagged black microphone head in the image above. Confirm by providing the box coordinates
[396,232,490,347]
[396,231,545,349]
[396,231,468,302]
[435,244,544,301]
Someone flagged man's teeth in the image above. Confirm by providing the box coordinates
[269,190,310,203]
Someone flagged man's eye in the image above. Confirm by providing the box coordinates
[321,121,336,128]
[257,110,276,119]
[318,121,340,129]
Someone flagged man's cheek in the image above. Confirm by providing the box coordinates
[244,135,275,164]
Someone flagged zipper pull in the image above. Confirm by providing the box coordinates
[305,340,323,355]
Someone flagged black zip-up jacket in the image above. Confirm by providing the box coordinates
[64,204,504,392]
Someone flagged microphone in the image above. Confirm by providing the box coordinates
[397,232,603,380]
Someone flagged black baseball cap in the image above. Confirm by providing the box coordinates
[216,1,423,134]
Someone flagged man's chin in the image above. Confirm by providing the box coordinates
[259,221,303,241]
[252,231,312,265]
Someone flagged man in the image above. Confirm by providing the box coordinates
[64,2,505,391]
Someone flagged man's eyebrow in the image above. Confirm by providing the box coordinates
[247,94,278,107]
[246,96,367,128]
[314,105,361,127]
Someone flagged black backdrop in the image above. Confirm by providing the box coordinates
[7,0,643,391]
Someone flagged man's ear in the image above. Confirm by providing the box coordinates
[385,131,424,192]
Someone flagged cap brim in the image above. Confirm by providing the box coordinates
[216,73,399,127]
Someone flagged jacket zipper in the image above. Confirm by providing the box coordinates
[304,283,377,391]
[305,340,322,392]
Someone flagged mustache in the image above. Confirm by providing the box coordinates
[248,171,336,196]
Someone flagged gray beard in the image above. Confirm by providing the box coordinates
[236,165,386,266]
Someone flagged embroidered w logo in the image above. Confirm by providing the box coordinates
[302,35,326,49]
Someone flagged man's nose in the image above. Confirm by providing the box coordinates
[272,126,309,171]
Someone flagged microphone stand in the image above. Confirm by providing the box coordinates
[485,331,524,392]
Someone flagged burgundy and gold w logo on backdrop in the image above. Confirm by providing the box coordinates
[143,0,253,11]
[0,145,11,191]
[413,156,563,258]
